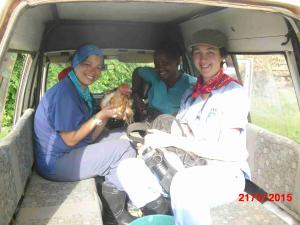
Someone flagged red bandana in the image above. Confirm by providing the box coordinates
[58,67,72,81]
[192,69,240,98]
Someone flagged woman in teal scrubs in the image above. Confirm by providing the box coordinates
[132,42,196,121]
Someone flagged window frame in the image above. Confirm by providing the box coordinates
[232,51,300,142]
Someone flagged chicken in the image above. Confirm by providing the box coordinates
[100,83,134,124]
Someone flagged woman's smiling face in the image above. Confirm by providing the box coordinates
[192,44,223,83]
[74,55,103,88]
[154,52,179,82]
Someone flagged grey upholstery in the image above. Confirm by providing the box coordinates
[15,172,103,225]
[0,143,18,225]
[247,123,300,221]
[0,109,103,225]
[0,109,34,225]
[212,197,287,225]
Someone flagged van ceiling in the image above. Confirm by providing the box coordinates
[8,1,292,53]
[9,2,221,52]
[56,2,219,22]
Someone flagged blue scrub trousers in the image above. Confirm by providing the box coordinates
[46,128,136,190]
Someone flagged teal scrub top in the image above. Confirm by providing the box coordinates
[138,67,196,114]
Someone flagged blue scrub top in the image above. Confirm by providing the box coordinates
[34,77,93,176]
[138,67,196,114]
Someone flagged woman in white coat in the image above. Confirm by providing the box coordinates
[117,29,250,225]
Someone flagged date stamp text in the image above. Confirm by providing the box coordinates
[238,193,293,202]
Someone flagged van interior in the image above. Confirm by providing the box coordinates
[0,1,299,225]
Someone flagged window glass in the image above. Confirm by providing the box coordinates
[236,54,300,142]
[90,59,153,93]
[224,55,239,80]
[47,59,154,93]
[0,53,26,139]
[46,63,67,90]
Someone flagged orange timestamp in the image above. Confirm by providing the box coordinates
[238,193,293,202]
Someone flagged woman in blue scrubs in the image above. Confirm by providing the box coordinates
[34,44,136,225]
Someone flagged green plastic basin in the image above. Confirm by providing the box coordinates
[129,215,174,225]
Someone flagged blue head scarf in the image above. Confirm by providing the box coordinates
[72,44,103,68]
[68,44,104,115]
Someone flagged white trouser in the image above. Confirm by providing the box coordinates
[170,164,245,225]
[117,158,163,208]
[117,158,245,225]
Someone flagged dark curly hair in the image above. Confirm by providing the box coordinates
[154,41,181,62]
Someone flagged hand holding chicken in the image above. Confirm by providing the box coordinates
[100,83,134,124]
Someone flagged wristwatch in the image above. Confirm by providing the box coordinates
[93,115,103,126]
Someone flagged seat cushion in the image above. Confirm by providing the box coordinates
[212,198,288,225]
[15,172,103,225]
[0,109,35,225]
[0,146,18,225]
[246,123,300,220]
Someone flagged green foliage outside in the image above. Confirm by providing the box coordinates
[47,59,153,93]
[237,54,300,142]
[46,63,66,89]
[250,89,300,142]
[0,54,25,139]
[90,59,145,93]
[2,54,24,127]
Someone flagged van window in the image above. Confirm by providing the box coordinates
[0,53,27,139]
[47,59,153,93]
[236,54,300,142]
[46,63,67,90]
[224,55,239,81]
[91,59,154,93]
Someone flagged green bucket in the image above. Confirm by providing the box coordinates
[129,215,174,225]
